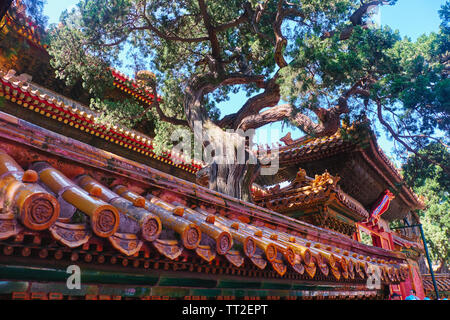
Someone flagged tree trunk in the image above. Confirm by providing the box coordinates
[208,156,260,202]
[183,73,347,201]
[184,74,263,201]
[436,259,449,274]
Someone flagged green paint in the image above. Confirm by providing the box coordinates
[220,289,237,296]
[291,284,335,291]
[82,270,158,285]
[158,275,217,288]
[0,281,28,293]
[0,264,159,286]
[190,288,222,297]
[0,279,377,298]
[329,206,356,222]
[233,289,247,298]
[287,210,309,218]
[0,263,375,298]
[150,286,189,298]
[260,282,292,290]
[265,290,290,297]
[244,290,269,297]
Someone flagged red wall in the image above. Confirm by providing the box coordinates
[355,222,425,300]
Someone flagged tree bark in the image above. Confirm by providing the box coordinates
[207,153,260,202]
[184,73,355,200]
[184,73,265,200]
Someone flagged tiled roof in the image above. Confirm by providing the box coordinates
[0,150,407,281]
[0,69,203,173]
[3,9,159,109]
[392,232,424,252]
[263,122,424,210]
[422,274,450,292]
[275,123,402,179]
[2,11,47,51]
[110,68,159,107]
[0,112,409,284]
[253,169,370,221]
[2,10,199,174]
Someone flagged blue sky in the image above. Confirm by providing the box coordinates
[43,0,446,38]
[42,0,446,160]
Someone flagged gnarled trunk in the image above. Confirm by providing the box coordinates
[208,153,260,202]
[183,73,348,201]
[184,74,264,201]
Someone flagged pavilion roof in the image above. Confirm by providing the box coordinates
[258,121,425,213]
[276,122,403,179]
[422,274,450,293]
[1,10,200,174]
[0,68,202,174]
[2,10,47,51]
[391,232,424,252]
[253,169,370,222]
[2,8,160,107]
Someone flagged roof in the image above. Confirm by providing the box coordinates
[0,68,202,174]
[1,10,201,175]
[392,232,424,252]
[258,122,425,218]
[110,68,159,108]
[253,169,370,221]
[0,111,409,285]
[422,274,450,293]
[274,122,401,176]
[2,10,47,51]
[2,8,159,109]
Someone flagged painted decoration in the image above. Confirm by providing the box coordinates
[370,189,395,222]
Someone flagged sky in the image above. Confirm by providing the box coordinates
[43,0,446,38]
[42,0,447,160]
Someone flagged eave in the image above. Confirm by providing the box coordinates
[258,122,425,220]
[0,111,409,287]
[0,69,202,176]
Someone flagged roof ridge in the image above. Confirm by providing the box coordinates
[0,68,204,172]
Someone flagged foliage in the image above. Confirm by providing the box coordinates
[47,7,114,97]
[89,97,187,155]
[402,142,450,270]
[0,0,48,60]
[359,229,373,247]
[22,0,48,28]
[48,2,447,136]
[403,142,450,192]
[89,97,150,128]
[416,179,449,270]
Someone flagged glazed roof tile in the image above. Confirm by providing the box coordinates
[3,9,160,109]
[254,169,370,221]
[0,112,409,283]
[0,69,203,173]
[262,122,424,210]
[3,11,47,51]
[2,11,201,173]
[422,274,450,292]
[110,68,159,107]
[392,232,424,251]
